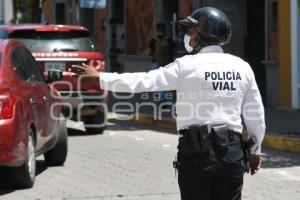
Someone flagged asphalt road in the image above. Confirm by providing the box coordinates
[0,120,300,200]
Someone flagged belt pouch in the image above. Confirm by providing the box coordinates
[212,124,229,152]
[178,135,194,155]
[189,125,211,153]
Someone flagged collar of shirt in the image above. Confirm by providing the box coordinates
[199,45,224,54]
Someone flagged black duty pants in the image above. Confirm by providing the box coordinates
[178,146,244,200]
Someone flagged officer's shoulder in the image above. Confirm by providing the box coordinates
[225,54,255,78]
[175,53,251,68]
[221,53,243,62]
[224,53,251,67]
[175,54,196,65]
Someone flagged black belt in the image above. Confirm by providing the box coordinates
[177,124,243,161]
[179,127,241,142]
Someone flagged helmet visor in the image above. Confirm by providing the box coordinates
[179,16,199,27]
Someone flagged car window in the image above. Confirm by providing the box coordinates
[11,47,29,81]
[0,30,8,39]
[10,46,45,83]
[19,47,46,83]
[9,30,97,52]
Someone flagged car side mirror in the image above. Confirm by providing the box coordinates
[47,70,63,83]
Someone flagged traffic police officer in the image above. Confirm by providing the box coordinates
[72,7,265,200]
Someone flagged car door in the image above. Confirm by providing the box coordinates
[10,46,46,148]
[19,47,56,148]
[12,46,51,151]
[20,47,60,142]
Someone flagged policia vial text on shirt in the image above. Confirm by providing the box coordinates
[72,7,265,200]
[205,71,242,90]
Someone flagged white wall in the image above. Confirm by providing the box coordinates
[4,0,13,24]
[0,0,4,24]
[298,0,300,107]
[291,0,300,108]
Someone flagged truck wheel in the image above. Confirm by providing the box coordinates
[83,111,106,134]
[12,129,36,188]
[44,116,68,166]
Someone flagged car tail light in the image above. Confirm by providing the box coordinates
[0,96,16,119]
[89,59,105,72]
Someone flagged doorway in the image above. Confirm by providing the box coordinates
[55,3,66,24]
[245,0,266,101]
[297,0,300,106]
[156,0,178,39]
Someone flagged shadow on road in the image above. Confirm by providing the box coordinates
[261,148,300,168]
[67,128,105,137]
[107,119,176,134]
[66,119,176,136]
[0,160,47,194]
[67,128,88,136]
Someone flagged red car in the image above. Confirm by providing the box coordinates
[0,24,107,133]
[0,39,68,188]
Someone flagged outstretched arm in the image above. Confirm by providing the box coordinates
[72,62,181,93]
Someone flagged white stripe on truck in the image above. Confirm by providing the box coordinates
[35,58,88,61]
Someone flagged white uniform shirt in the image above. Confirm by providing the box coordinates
[100,45,266,154]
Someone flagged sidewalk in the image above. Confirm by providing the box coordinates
[107,92,300,153]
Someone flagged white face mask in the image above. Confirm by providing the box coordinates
[184,34,194,53]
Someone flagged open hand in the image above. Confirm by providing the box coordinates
[72,63,100,85]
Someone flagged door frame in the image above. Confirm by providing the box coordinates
[291,0,299,108]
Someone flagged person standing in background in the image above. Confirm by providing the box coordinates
[148,23,175,102]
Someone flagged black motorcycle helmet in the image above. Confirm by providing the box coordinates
[179,7,232,52]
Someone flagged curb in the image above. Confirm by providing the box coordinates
[262,135,300,153]
[129,113,300,154]
[107,113,133,120]
[132,114,177,130]
[274,107,300,112]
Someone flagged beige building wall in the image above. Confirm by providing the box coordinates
[278,0,291,107]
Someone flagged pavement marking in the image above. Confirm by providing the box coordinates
[276,168,300,181]
[66,119,86,131]
[63,193,180,200]
[108,131,118,136]
[277,170,287,175]
[107,122,116,126]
